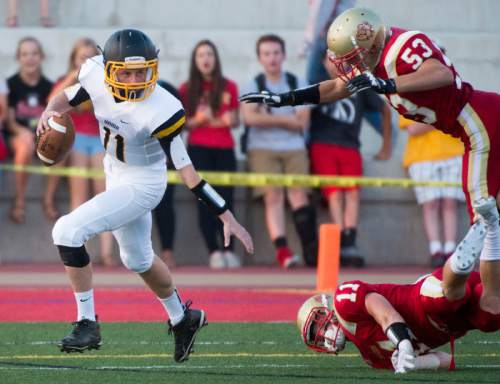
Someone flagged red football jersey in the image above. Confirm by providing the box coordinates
[373,28,473,138]
[333,272,474,369]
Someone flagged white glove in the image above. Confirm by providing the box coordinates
[391,339,416,374]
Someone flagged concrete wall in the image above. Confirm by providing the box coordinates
[1,0,499,91]
[0,0,486,265]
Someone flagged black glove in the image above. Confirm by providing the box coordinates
[346,72,397,94]
[239,90,292,107]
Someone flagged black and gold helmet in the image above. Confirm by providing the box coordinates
[102,29,158,102]
[326,8,387,82]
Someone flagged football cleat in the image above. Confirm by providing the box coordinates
[474,197,499,226]
[58,317,102,353]
[168,301,207,363]
[450,221,486,273]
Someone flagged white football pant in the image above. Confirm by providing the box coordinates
[53,155,167,273]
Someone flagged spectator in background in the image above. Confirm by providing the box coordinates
[6,0,54,27]
[309,55,392,267]
[179,40,241,269]
[0,77,8,164]
[241,34,318,268]
[153,79,181,269]
[49,38,116,266]
[400,116,465,267]
[300,0,355,85]
[7,37,57,224]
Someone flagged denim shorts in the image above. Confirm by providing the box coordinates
[73,133,104,157]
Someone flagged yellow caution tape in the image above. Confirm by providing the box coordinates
[0,163,461,188]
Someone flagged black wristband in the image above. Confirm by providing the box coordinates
[190,179,228,215]
[386,322,411,347]
[281,83,320,106]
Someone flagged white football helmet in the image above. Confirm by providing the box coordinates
[297,294,346,354]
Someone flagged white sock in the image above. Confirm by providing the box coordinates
[480,220,500,261]
[429,241,443,255]
[74,289,96,321]
[158,289,185,326]
[443,241,456,254]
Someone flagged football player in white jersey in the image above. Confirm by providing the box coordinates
[36,29,254,363]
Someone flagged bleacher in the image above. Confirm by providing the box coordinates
[0,0,498,265]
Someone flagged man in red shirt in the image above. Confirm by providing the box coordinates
[242,7,500,318]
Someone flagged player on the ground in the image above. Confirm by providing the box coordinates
[241,7,500,304]
[297,248,500,373]
[36,29,254,362]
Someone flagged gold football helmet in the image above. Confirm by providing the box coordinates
[326,7,387,82]
[297,294,346,354]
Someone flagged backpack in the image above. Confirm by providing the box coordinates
[240,72,298,153]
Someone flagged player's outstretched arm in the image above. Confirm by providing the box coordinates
[177,164,254,254]
[239,78,349,107]
[365,293,416,374]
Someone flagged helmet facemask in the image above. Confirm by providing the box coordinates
[327,37,383,83]
[302,306,346,354]
[104,57,158,102]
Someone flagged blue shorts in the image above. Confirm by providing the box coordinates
[73,133,104,157]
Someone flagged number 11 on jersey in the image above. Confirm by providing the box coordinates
[103,126,125,162]
[336,283,360,303]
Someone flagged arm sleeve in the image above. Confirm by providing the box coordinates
[158,134,192,170]
[64,83,91,107]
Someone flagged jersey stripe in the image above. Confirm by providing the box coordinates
[384,30,421,78]
[420,275,444,298]
[458,103,490,214]
[152,110,186,140]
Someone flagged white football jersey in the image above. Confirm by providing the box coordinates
[75,55,185,169]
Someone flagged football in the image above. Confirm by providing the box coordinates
[36,114,75,166]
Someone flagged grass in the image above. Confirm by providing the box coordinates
[0,322,499,384]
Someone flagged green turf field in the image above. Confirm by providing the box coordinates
[0,323,498,384]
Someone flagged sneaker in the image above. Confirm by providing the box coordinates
[276,247,301,269]
[451,221,486,273]
[224,251,242,268]
[209,250,226,269]
[340,246,365,268]
[58,317,102,353]
[168,301,207,363]
[430,252,446,268]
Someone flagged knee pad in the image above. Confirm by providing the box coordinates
[119,243,155,273]
[52,215,81,247]
[57,245,90,268]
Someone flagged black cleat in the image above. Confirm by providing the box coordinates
[57,318,102,353]
[168,301,207,363]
